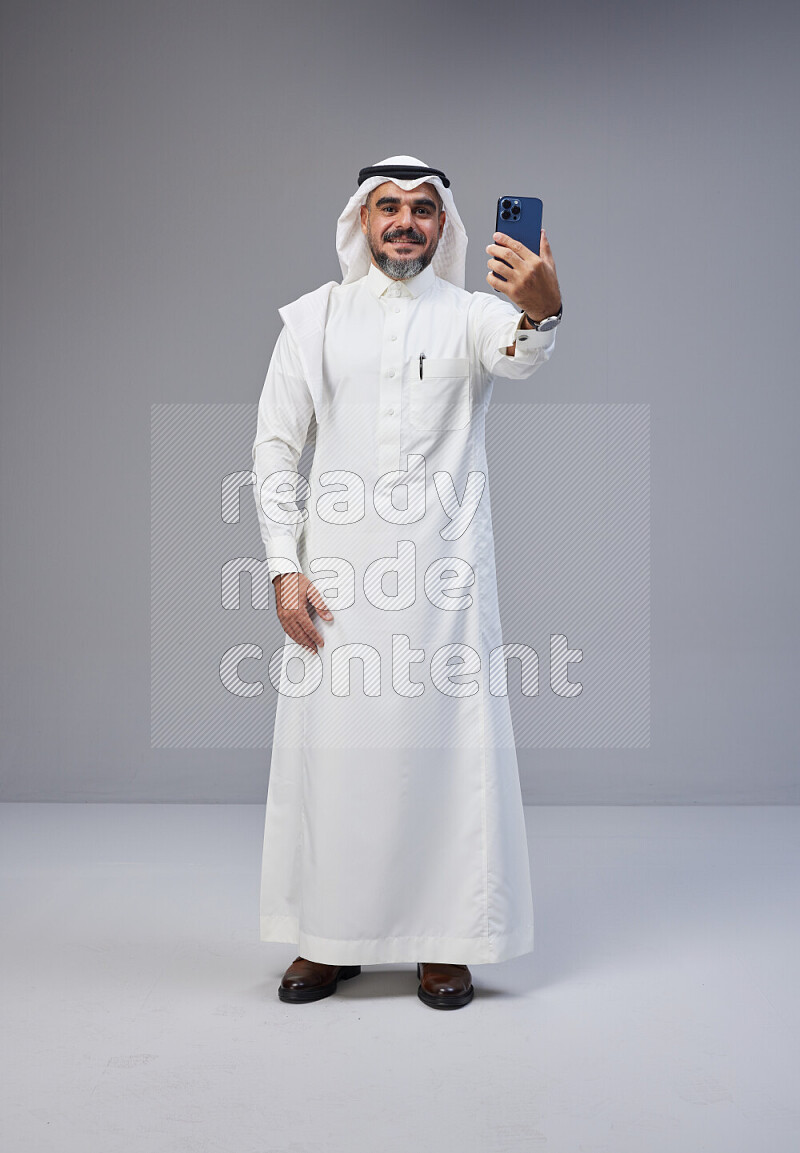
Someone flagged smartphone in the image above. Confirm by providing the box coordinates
[493,196,543,283]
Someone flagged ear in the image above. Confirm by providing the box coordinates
[439,208,446,236]
[360,203,368,235]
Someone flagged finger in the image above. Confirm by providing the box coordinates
[493,231,535,260]
[297,610,324,648]
[487,257,518,279]
[540,228,554,262]
[280,609,322,651]
[292,633,317,655]
[284,623,317,653]
[486,241,523,267]
[295,618,322,654]
[306,582,333,621]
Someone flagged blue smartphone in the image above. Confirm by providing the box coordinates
[493,196,543,283]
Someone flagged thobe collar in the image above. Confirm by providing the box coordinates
[365,261,436,299]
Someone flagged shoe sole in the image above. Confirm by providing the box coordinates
[416,962,475,1010]
[278,964,361,1003]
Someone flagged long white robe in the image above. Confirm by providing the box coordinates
[252,261,556,965]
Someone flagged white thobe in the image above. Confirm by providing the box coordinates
[252,261,556,965]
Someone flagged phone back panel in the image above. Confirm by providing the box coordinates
[494,196,542,281]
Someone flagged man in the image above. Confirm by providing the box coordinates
[252,155,561,1009]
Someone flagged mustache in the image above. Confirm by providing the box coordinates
[383,229,426,244]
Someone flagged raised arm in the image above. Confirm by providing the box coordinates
[469,288,558,381]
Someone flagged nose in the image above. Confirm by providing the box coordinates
[396,204,414,229]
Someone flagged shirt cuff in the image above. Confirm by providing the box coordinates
[264,535,302,582]
[497,312,557,355]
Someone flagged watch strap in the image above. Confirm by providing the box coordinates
[525,302,562,330]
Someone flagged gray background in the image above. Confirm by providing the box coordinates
[1,0,797,802]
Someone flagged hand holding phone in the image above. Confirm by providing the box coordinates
[486,195,562,324]
[491,196,543,282]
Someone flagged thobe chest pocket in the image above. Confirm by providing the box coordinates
[409,357,471,431]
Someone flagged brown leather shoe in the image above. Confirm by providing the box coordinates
[277,955,361,1003]
[416,961,474,1009]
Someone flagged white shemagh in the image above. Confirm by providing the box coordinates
[335,153,469,288]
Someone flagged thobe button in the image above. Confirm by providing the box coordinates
[391,335,397,341]
[388,408,395,415]
[388,369,395,377]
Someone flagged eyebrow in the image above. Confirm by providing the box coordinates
[374,195,438,210]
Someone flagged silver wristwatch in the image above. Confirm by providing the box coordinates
[524,302,562,332]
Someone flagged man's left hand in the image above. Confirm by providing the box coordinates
[486,229,561,322]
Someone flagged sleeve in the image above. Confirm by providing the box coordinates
[251,324,316,581]
[469,291,557,379]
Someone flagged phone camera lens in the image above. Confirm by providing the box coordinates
[501,210,511,220]
[502,199,512,209]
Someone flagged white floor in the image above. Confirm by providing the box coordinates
[1,803,798,1153]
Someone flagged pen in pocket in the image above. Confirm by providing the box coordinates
[419,352,426,380]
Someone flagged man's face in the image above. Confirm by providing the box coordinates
[359,181,446,280]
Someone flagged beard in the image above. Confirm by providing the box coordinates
[368,225,439,280]
[374,251,430,279]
